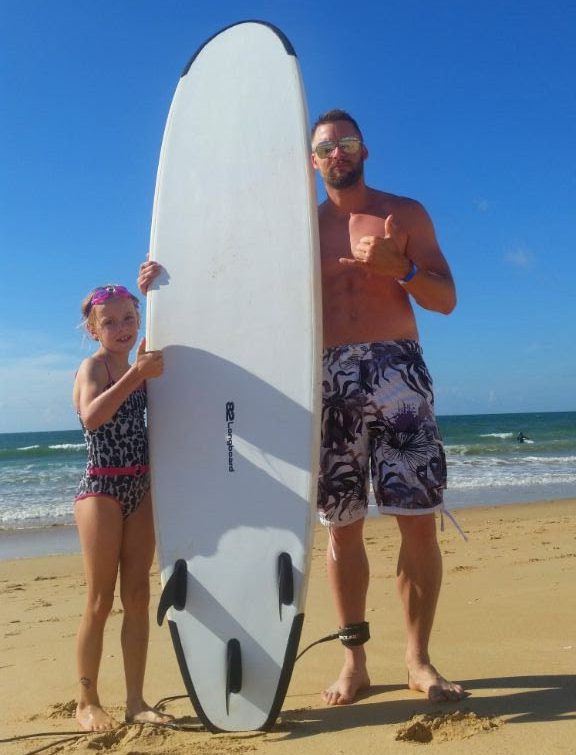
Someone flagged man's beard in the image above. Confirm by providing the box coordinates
[325,160,364,189]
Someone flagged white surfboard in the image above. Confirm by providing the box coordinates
[146,21,321,732]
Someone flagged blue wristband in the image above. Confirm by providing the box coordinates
[399,260,417,284]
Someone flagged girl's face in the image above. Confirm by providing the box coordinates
[90,298,140,353]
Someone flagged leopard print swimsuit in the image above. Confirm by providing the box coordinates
[75,362,150,518]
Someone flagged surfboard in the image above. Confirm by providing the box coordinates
[145,21,321,732]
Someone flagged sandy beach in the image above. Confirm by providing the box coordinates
[1,499,575,754]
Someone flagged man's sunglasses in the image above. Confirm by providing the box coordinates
[313,136,362,159]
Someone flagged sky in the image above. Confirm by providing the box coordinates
[1,0,575,433]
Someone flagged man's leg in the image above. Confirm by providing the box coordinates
[396,514,464,701]
[322,518,371,705]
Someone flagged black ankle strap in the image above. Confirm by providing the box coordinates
[339,622,370,647]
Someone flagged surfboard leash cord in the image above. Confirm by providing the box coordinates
[4,623,372,751]
[0,716,203,754]
[296,621,371,660]
[0,731,96,755]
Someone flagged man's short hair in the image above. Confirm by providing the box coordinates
[311,109,363,141]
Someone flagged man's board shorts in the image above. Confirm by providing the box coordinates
[318,340,447,527]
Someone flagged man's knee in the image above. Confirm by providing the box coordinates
[396,513,438,544]
[328,518,366,556]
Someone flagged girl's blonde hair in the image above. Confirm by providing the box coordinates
[81,284,140,336]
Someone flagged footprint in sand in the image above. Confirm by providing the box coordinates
[47,700,77,718]
[395,711,501,743]
[25,599,52,611]
[2,583,25,593]
[76,724,174,752]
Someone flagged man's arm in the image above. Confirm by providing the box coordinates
[343,201,456,315]
[401,200,456,315]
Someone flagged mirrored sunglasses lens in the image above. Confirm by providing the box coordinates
[339,138,361,154]
[316,141,336,158]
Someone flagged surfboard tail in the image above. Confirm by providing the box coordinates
[167,613,305,732]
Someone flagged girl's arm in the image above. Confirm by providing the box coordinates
[74,341,163,430]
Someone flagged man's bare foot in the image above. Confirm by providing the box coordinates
[125,706,174,725]
[76,703,119,731]
[407,661,465,702]
[322,664,371,706]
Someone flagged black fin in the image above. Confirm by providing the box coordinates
[277,552,294,617]
[157,559,188,626]
[225,639,242,713]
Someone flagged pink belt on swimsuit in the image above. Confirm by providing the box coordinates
[88,464,149,477]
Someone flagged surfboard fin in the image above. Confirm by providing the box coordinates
[157,559,188,626]
[225,638,242,713]
[277,552,294,618]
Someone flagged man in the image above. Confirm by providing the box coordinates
[310,109,463,706]
[138,107,464,707]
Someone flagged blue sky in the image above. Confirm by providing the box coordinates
[1,0,575,433]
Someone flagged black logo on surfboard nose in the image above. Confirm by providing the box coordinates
[226,402,235,472]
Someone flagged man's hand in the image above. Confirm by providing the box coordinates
[341,214,411,279]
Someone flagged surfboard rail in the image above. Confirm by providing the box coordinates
[147,20,321,733]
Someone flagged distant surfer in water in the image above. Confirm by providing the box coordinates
[73,285,172,731]
[517,432,529,443]
[137,109,465,708]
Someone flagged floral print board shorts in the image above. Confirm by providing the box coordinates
[318,340,447,527]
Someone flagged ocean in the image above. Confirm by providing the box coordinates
[0,411,575,530]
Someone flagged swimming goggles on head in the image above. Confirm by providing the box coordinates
[89,285,135,307]
[313,136,362,159]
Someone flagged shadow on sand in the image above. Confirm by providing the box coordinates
[277,674,576,738]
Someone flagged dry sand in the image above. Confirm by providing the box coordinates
[1,499,575,754]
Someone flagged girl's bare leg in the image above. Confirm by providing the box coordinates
[75,496,123,731]
[120,493,172,724]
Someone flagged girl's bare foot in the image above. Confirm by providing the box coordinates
[125,705,174,725]
[76,703,119,731]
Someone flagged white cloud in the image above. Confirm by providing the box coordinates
[525,342,541,354]
[505,246,536,269]
[0,353,78,432]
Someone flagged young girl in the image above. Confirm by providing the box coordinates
[73,284,171,731]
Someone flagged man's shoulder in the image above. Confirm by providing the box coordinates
[369,187,421,211]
